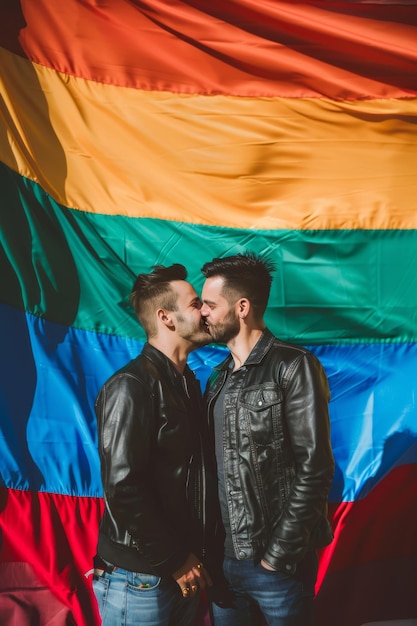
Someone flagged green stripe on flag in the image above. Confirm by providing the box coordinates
[2,165,416,344]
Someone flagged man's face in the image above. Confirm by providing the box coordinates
[171,280,210,347]
[201,276,240,344]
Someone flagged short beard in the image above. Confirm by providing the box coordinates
[175,312,211,347]
[208,309,240,344]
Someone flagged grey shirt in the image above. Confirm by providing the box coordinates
[213,365,235,558]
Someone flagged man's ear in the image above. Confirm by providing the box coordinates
[237,298,250,319]
[157,308,175,328]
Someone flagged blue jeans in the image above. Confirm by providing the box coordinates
[92,568,200,626]
[210,551,318,626]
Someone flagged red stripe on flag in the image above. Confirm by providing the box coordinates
[0,488,103,626]
[317,463,417,587]
[0,1,416,98]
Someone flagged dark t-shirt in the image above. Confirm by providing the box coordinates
[213,366,235,558]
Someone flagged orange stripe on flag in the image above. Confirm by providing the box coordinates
[1,0,416,98]
[1,48,417,230]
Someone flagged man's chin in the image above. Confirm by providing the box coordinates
[191,331,212,347]
[202,325,212,340]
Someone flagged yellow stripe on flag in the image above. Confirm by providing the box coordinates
[1,48,416,230]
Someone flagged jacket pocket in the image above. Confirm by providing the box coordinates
[239,384,283,445]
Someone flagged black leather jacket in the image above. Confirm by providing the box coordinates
[95,343,219,578]
[205,329,334,575]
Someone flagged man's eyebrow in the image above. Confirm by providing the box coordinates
[203,298,216,305]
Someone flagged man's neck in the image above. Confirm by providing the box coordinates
[148,338,189,374]
[227,327,264,371]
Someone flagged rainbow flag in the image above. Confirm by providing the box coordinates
[1,2,416,625]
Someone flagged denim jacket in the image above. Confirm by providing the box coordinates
[205,329,335,575]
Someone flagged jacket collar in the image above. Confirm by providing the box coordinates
[215,328,275,371]
[142,342,191,382]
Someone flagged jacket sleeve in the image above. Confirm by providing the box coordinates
[96,373,190,577]
[262,352,335,573]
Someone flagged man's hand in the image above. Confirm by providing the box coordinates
[172,553,213,598]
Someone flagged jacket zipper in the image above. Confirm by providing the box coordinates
[183,373,206,551]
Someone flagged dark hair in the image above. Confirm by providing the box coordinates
[201,252,275,317]
[130,264,187,337]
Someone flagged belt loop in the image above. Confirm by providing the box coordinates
[93,561,118,577]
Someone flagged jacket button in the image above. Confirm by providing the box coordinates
[258,401,262,406]
[285,564,292,571]
[238,551,247,558]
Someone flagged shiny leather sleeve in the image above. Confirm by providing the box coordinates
[262,351,335,571]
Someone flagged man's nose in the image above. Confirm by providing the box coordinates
[200,303,209,316]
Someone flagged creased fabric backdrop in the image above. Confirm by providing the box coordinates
[1,2,417,625]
